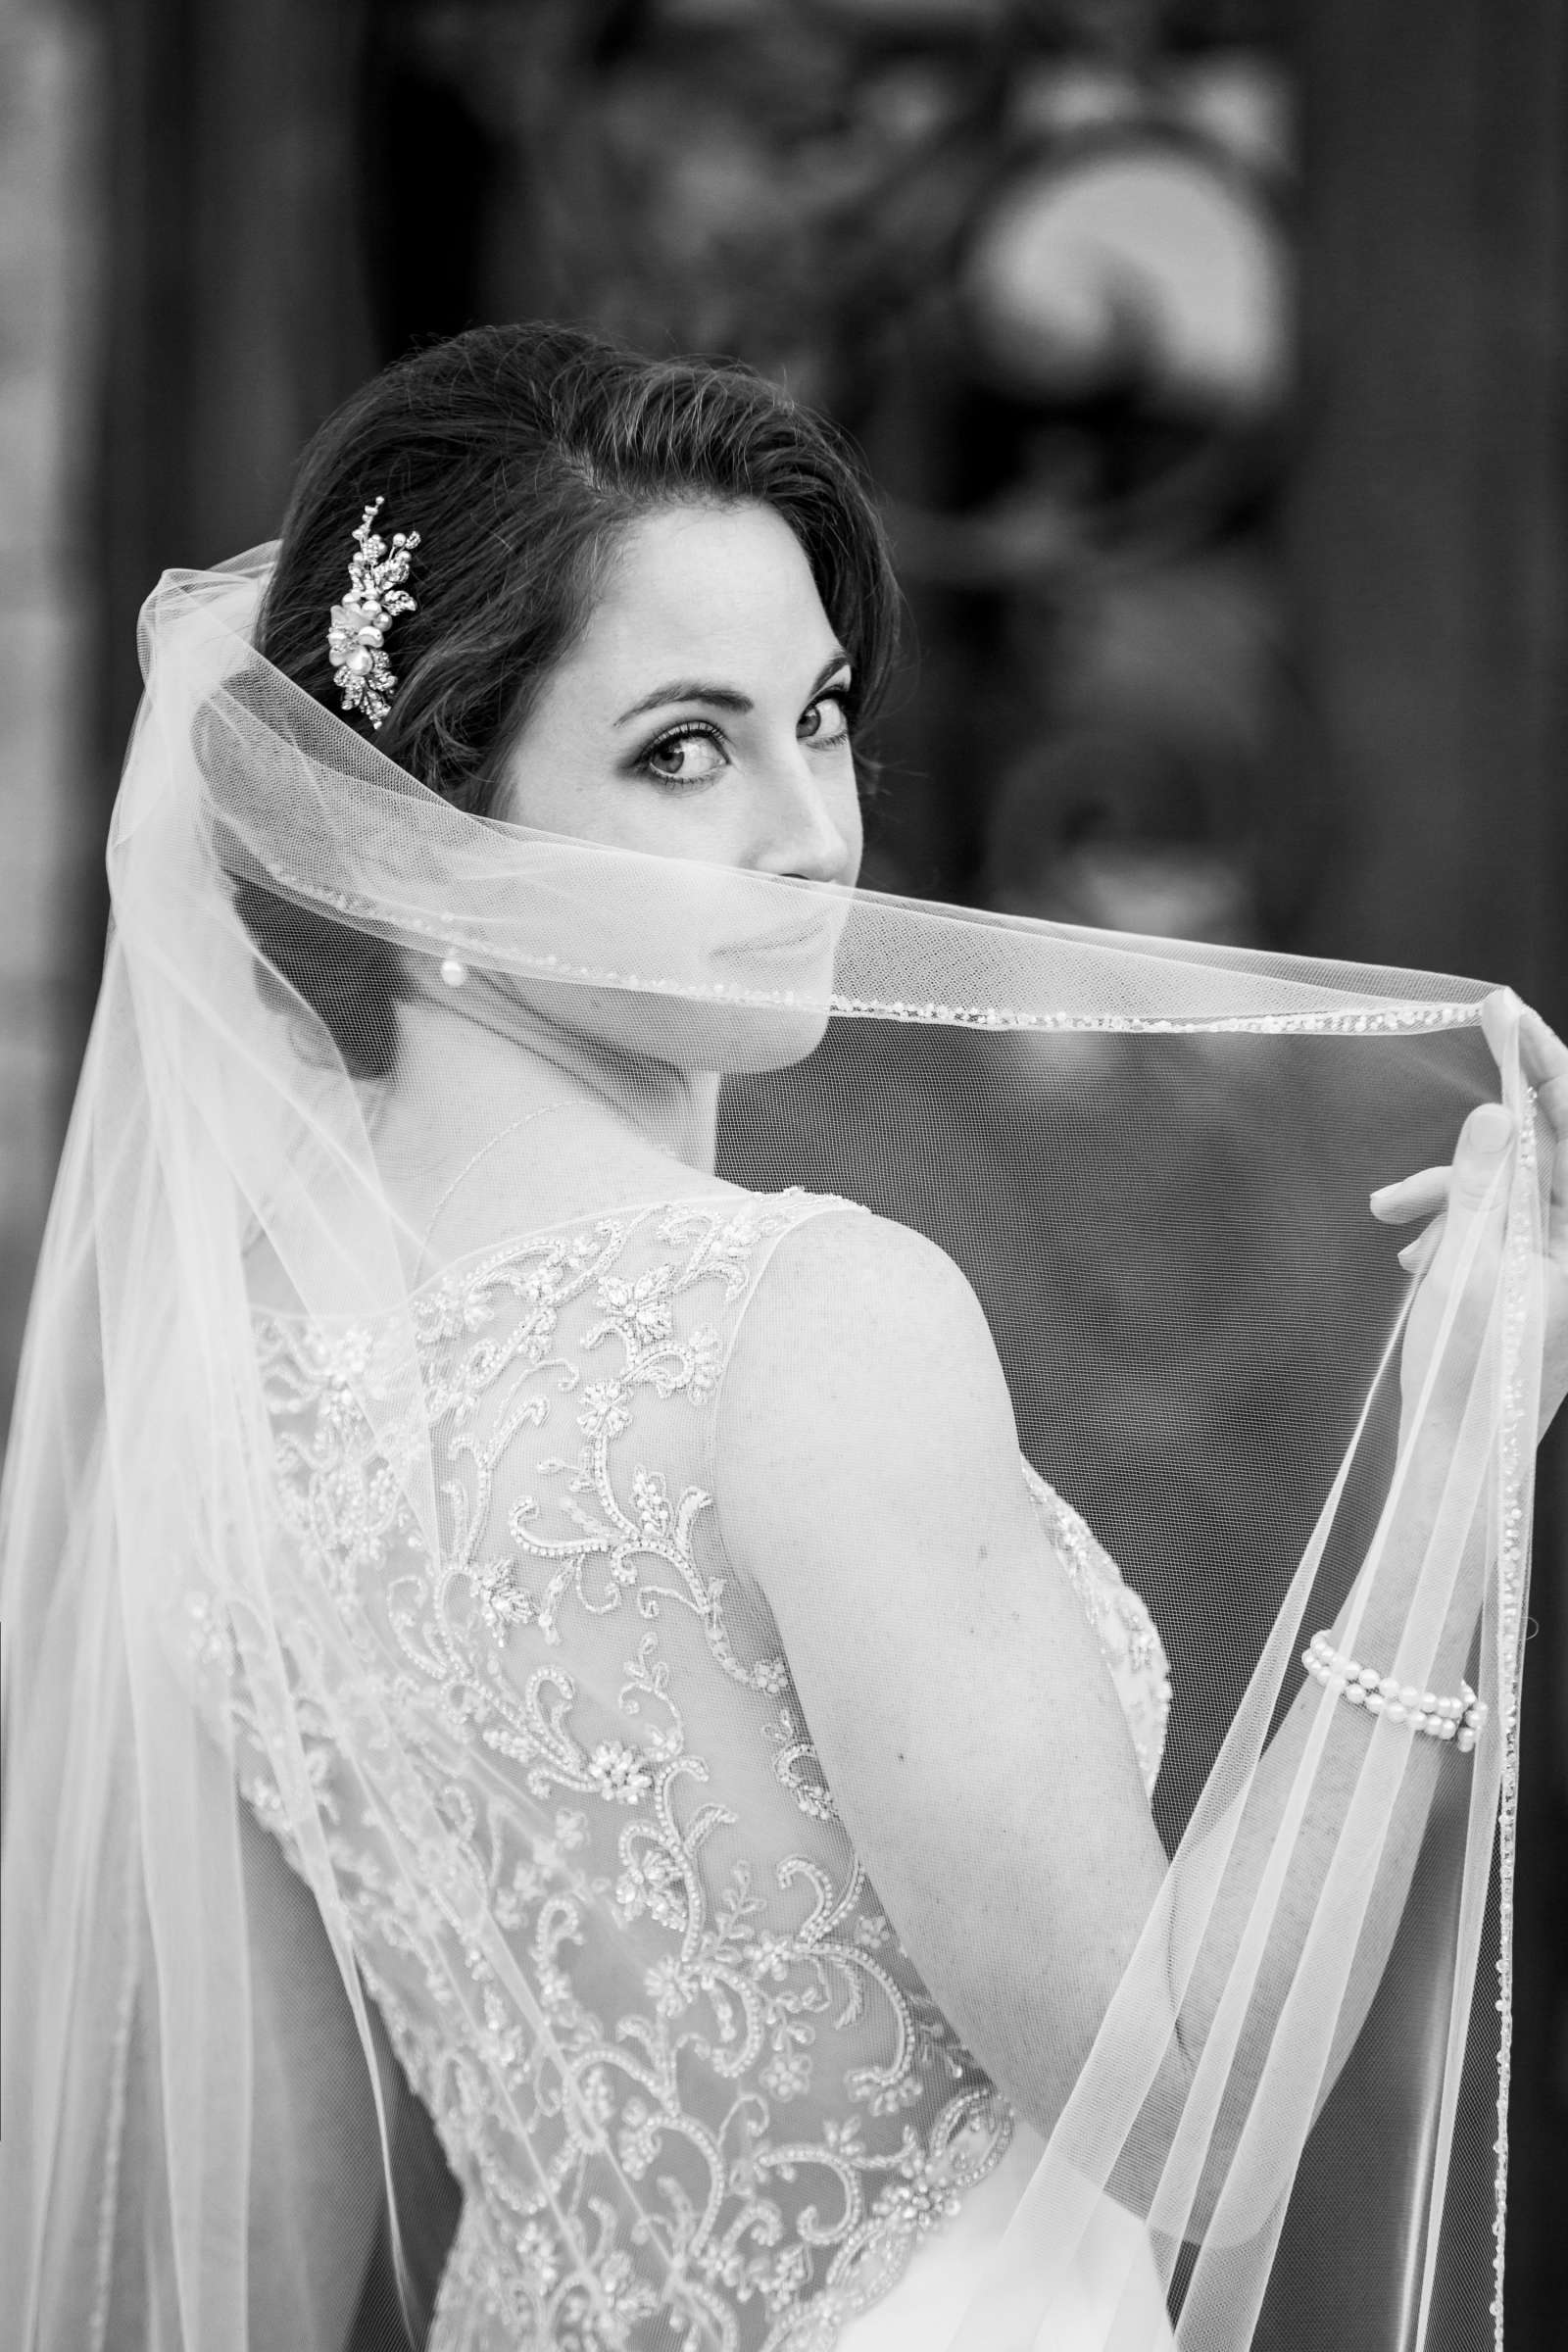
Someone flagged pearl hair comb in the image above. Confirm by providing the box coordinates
[327,498,420,730]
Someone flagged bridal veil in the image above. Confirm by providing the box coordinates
[0,544,1545,2352]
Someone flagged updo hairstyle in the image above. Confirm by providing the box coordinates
[236,320,901,1081]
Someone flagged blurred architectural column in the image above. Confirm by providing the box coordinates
[1289,0,1567,1004]
[0,0,376,1440]
[1288,10,1568,2344]
[91,0,375,1010]
[0,0,102,1438]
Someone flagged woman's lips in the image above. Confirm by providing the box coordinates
[709,917,842,974]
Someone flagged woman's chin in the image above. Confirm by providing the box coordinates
[467,975,831,1083]
[585,995,834,1078]
[701,1002,834,1075]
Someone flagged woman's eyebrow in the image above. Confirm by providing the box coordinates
[613,651,852,728]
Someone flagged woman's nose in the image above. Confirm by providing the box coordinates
[754,754,856,884]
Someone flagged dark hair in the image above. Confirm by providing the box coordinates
[237,321,901,1080]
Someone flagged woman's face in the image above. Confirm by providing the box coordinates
[498,502,863,886]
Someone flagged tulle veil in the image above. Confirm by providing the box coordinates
[0,545,1545,2351]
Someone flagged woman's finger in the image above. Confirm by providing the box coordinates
[1399,1105,1513,1429]
[1508,1007,1568,1243]
[1397,1218,1444,1277]
[1385,1108,1510,1271]
[1516,1001,1568,1093]
[1446,1100,1514,1203]
[1370,1167,1451,1225]
[1480,993,1568,1147]
[1409,1105,1511,1292]
[1479,988,1519,1074]
[1478,996,1568,1246]
[1474,988,1562,1085]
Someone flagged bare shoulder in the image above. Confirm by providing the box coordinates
[753,1201,995,1339]
[730,1207,1005,1419]
[716,1207,1026,1591]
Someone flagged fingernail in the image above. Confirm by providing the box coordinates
[1397,1238,1425,1271]
[1369,1183,1399,1210]
[1469,1102,1512,1153]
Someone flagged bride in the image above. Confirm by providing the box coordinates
[2,320,1563,2352]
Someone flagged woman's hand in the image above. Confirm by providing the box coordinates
[1370,991,1568,1439]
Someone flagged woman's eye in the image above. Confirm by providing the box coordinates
[800,691,853,749]
[639,726,728,787]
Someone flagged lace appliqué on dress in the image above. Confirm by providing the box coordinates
[209,1193,1168,2352]
[1020,1459,1171,1794]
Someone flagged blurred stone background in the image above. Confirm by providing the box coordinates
[2,0,1566,2337]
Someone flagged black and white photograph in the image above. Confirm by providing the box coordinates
[2,4,1566,2347]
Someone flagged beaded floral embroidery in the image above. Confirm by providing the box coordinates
[218,1192,1168,2351]
[327,496,419,729]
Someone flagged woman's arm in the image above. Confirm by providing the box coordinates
[716,1209,1174,2133]
[714,1079,1544,2199]
[237,1799,389,2350]
[101,1800,389,2350]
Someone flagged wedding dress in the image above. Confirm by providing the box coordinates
[0,550,1545,2352]
[232,1190,1171,2351]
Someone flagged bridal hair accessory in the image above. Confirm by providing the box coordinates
[439,953,467,988]
[327,496,420,729]
[1302,1631,1488,1749]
